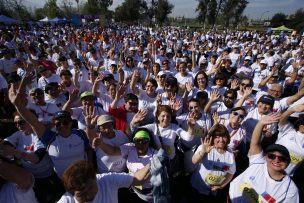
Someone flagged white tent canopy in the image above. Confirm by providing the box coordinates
[39,17,50,22]
[0,15,18,24]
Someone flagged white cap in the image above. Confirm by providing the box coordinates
[244,56,252,61]
[260,59,268,65]
[129,47,136,51]
[109,61,117,66]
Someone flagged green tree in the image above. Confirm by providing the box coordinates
[34,8,46,20]
[154,0,173,25]
[270,12,287,27]
[232,0,248,27]
[196,0,210,27]
[207,0,217,27]
[43,0,62,18]
[288,8,304,32]
[114,0,148,23]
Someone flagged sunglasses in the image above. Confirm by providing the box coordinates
[55,120,70,127]
[232,111,245,120]
[241,83,251,88]
[134,139,149,144]
[224,95,235,100]
[128,102,138,106]
[14,120,26,126]
[267,153,289,163]
[127,60,133,62]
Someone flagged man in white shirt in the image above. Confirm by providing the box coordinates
[229,113,299,203]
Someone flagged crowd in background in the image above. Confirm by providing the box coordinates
[0,23,303,203]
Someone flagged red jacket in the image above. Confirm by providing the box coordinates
[109,105,127,132]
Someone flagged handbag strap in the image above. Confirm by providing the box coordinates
[156,124,165,149]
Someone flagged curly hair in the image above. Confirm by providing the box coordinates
[62,160,96,195]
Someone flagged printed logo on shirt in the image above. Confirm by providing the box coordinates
[240,183,276,203]
[163,144,172,156]
[289,152,303,165]
[205,173,225,185]
[213,164,230,172]
[240,183,264,203]
[193,126,204,137]
[25,144,34,152]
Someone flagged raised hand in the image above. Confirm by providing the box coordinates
[185,81,193,93]
[171,99,182,112]
[116,84,126,99]
[69,88,79,102]
[230,79,239,89]
[259,112,281,125]
[201,136,214,154]
[187,111,197,128]
[212,112,220,124]
[210,90,220,102]
[83,105,98,126]
[131,109,148,124]
[243,87,252,98]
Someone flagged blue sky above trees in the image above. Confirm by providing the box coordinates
[26,0,302,19]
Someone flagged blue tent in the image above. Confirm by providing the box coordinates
[0,15,18,24]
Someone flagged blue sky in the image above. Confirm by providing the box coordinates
[25,0,302,19]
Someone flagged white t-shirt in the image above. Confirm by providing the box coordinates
[177,112,212,148]
[27,102,61,125]
[277,122,304,176]
[38,74,61,90]
[137,89,157,124]
[210,101,231,120]
[229,153,299,203]
[221,119,247,151]
[135,123,194,160]
[242,108,276,142]
[57,173,133,203]
[5,131,54,178]
[95,130,129,173]
[191,146,236,195]
[120,143,156,189]
[41,128,88,178]
[45,93,67,109]
[0,182,38,203]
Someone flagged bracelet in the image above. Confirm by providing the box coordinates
[198,150,204,158]
[87,124,95,129]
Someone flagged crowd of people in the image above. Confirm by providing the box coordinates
[0,23,303,203]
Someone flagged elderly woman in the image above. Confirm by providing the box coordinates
[229,113,299,203]
[190,124,236,202]
[130,105,196,201]
[92,128,157,202]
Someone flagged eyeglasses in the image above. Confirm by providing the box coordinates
[14,120,26,126]
[232,111,245,120]
[267,153,289,163]
[241,83,251,88]
[134,139,149,144]
[224,95,235,100]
